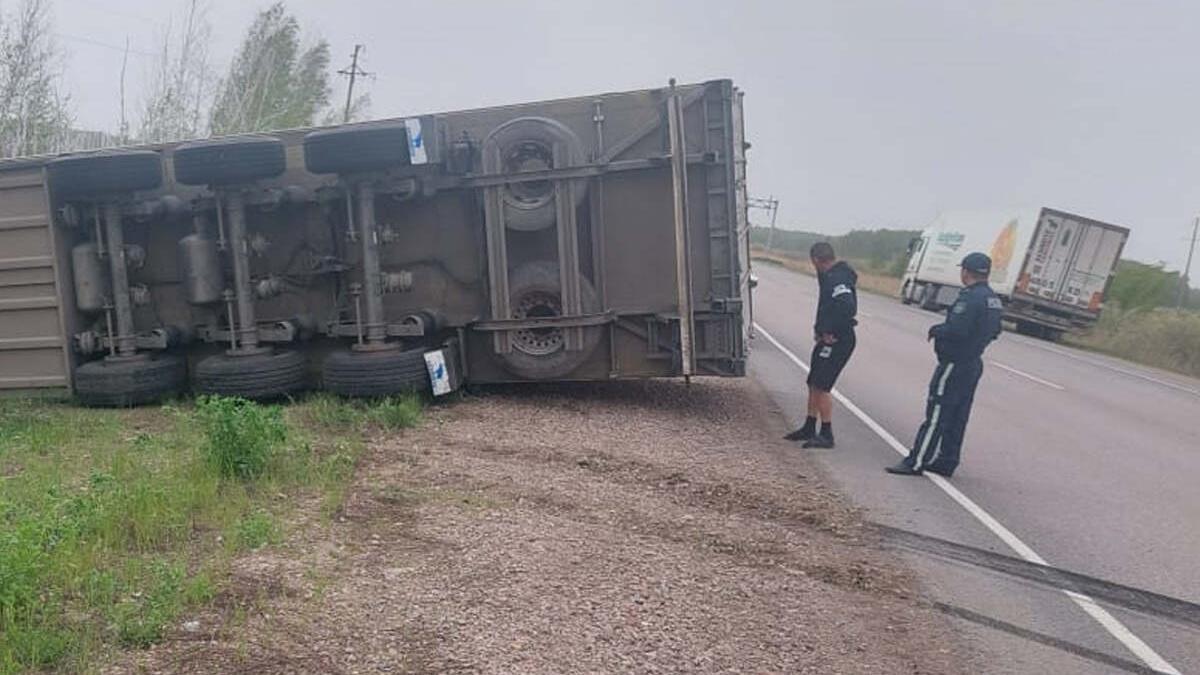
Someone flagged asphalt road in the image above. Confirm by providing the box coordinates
[749,261,1200,675]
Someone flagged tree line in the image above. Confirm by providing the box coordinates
[0,0,367,159]
[751,226,1197,310]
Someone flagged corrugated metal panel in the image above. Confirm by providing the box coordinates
[0,167,68,390]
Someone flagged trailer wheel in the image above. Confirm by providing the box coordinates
[194,349,308,400]
[1015,321,1062,342]
[73,354,186,407]
[900,281,914,305]
[483,117,587,231]
[303,123,412,175]
[322,347,430,398]
[173,136,287,186]
[496,261,601,380]
[48,150,163,201]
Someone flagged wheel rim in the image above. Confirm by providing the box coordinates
[512,291,564,356]
[502,141,554,209]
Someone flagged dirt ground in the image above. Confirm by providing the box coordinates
[107,378,969,674]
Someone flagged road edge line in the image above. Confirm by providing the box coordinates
[753,322,1180,675]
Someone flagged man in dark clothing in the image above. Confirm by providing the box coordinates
[784,242,858,448]
[887,252,1003,478]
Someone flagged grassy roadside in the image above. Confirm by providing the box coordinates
[1067,307,1200,379]
[0,392,421,674]
[752,248,903,296]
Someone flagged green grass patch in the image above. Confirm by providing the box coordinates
[0,393,423,673]
[1069,306,1200,378]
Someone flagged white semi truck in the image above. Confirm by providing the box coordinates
[900,208,1129,340]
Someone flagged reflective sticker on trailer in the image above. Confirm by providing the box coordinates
[405,118,427,165]
[424,349,452,396]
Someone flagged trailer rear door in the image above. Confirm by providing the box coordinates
[1023,210,1128,313]
[0,166,70,391]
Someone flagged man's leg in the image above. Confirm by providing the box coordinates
[798,388,836,447]
[786,346,827,441]
[888,362,954,475]
[784,385,820,441]
[925,361,983,476]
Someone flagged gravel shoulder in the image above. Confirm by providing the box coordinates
[109,378,971,674]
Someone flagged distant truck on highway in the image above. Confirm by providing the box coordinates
[900,208,1129,340]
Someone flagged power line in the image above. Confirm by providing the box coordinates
[55,32,157,59]
[337,44,370,124]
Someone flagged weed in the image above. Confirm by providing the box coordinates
[365,396,423,430]
[232,512,279,551]
[303,393,362,430]
[195,396,287,480]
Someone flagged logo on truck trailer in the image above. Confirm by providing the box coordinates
[936,231,966,251]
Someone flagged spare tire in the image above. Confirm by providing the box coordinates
[304,123,411,175]
[495,261,601,380]
[482,117,587,232]
[173,136,287,186]
[322,347,430,398]
[194,349,308,400]
[48,150,163,201]
[73,354,186,407]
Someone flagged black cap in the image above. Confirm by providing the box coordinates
[961,252,992,275]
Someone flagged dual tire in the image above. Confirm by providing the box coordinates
[73,355,186,407]
[194,350,309,400]
[322,348,430,398]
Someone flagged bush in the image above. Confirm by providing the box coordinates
[1073,307,1200,377]
[195,396,287,480]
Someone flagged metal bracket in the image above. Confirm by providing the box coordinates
[472,312,614,332]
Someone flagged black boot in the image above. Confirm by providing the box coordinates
[784,416,817,441]
[802,433,834,449]
[885,461,922,476]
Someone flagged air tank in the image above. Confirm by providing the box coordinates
[71,242,109,313]
[178,234,224,305]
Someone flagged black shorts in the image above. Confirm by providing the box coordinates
[807,333,856,391]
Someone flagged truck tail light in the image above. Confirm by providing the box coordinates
[1018,273,1031,293]
[1088,292,1102,311]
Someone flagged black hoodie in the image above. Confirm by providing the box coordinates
[814,260,858,339]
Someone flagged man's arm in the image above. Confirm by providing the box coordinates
[930,292,979,342]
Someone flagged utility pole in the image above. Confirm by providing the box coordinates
[747,196,781,251]
[1178,216,1199,309]
[338,45,370,124]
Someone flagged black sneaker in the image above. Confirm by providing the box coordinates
[802,434,834,449]
[924,465,954,478]
[783,427,815,442]
[885,462,922,476]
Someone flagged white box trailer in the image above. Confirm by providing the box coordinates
[900,208,1129,339]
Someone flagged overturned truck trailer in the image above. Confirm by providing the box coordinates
[0,79,752,404]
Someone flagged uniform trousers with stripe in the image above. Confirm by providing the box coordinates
[904,357,984,474]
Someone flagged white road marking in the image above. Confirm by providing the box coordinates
[1009,335,1200,398]
[989,361,1066,391]
[754,322,1181,675]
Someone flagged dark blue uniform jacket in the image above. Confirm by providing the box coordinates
[931,282,1003,362]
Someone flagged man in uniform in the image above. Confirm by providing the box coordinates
[887,252,1002,477]
[784,242,857,449]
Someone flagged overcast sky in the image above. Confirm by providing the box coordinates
[51,0,1200,268]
